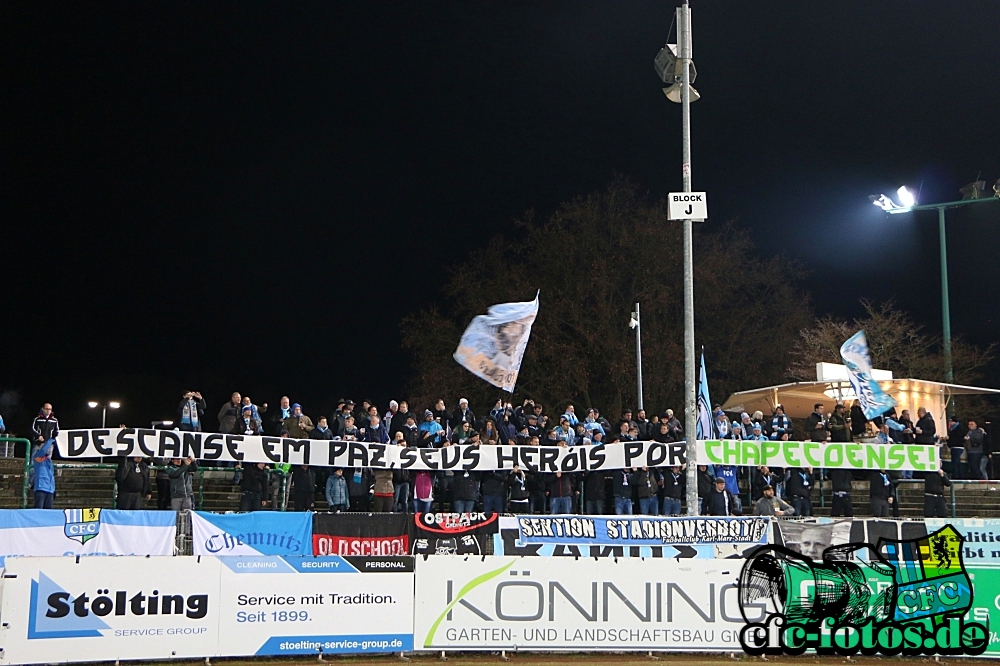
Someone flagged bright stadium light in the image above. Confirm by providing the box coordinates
[869,173,1000,405]
[88,400,121,427]
[897,186,916,208]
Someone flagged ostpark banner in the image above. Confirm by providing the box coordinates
[190,511,312,557]
[0,509,175,562]
[55,428,937,471]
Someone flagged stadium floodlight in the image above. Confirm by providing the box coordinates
[869,176,1000,401]
[870,187,916,214]
[654,44,700,102]
[960,180,986,200]
[88,400,121,427]
[897,186,916,208]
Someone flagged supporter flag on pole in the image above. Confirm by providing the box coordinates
[696,348,716,439]
[454,291,539,392]
[840,329,896,419]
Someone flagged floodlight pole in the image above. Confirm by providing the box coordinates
[634,303,644,412]
[679,1,699,516]
[884,195,998,413]
[938,207,952,387]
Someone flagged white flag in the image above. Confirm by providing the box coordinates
[454,292,539,392]
[840,330,897,419]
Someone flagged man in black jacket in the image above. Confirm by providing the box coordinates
[696,465,714,514]
[706,477,739,516]
[612,469,636,515]
[32,403,59,445]
[583,470,609,515]
[923,468,951,517]
[239,462,270,511]
[660,464,685,515]
[804,404,829,442]
[481,470,508,514]
[217,392,242,434]
[390,401,413,438]
[291,465,316,511]
[829,468,853,517]
[869,469,896,517]
[914,407,936,444]
[451,398,476,430]
[115,457,151,509]
[785,467,815,517]
[451,469,479,513]
[828,404,852,442]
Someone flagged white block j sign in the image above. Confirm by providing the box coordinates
[668,191,708,220]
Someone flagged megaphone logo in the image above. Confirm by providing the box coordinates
[737,525,987,657]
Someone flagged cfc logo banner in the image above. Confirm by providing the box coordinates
[737,524,987,657]
[63,509,102,544]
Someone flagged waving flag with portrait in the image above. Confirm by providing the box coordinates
[840,330,896,419]
[454,292,539,392]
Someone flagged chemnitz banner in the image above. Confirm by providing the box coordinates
[55,428,936,471]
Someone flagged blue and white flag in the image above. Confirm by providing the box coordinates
[840,330,897,419]
[696,349,715,439]
[190,511,312,556]
[454,291,539,392]
[0,509,176,561]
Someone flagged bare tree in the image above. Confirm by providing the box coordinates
[401,179,812,415]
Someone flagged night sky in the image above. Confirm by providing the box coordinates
[3,2,999,430]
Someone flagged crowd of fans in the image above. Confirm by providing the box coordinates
[12,392,993,518]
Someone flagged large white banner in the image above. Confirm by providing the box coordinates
[454,292,539,392]
[54,429,937,472]
[215,555,414,656]
[0,556,222,665]
[413,556,751,651]
[0,509,176,561]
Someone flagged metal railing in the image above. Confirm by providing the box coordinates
[11,438,291,511]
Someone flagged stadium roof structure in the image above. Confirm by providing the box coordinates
[721,378,1000,425]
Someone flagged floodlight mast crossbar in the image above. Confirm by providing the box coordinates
[678,1,699,517]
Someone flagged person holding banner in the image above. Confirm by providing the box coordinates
[167,456,197,511]
[240,462,270,511]
[612,468,636,515]
[869,469,896,517]
[923,467,951,517]
[115,456,151,509]
[785,467,815,517]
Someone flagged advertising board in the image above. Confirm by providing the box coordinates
[413,556,749,651]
